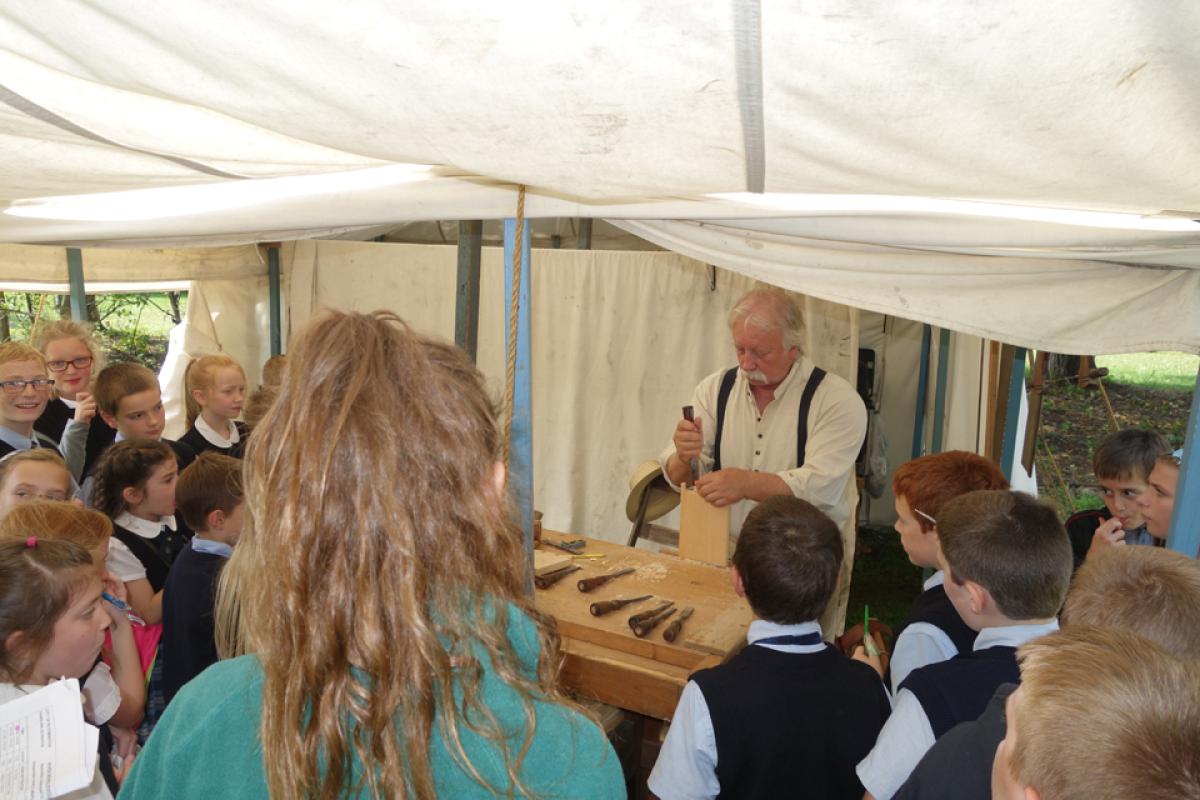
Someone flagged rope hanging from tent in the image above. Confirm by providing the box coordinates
[30,293,48,335]
[502,185,527,467]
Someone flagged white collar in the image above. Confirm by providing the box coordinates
[114,511,177,540]
[60,396,78,410]
[746,619,826,653]
[195,415,239,447]
[974,619,1059,651]
[923,570,946,591]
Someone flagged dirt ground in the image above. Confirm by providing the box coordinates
[848,375,1192,636]
[1034,379,1191,516]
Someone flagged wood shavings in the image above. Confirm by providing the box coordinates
[606,558,669,582]
[636,562,668,581]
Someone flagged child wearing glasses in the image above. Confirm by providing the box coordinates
[32,320,108,480]
[880,451,1008,695]
[0,341,60,457]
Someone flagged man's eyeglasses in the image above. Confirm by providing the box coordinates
[46,357,93,373]
[913,507,937,525]
[0,379,54,394]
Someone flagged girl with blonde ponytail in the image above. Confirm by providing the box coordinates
[179,354,247,458]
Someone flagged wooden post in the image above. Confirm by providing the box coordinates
[455,221,482,361]
[1021,351,1047,474]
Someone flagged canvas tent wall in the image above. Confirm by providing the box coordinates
[0,238,1032,544]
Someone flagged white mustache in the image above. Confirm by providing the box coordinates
[740,369,769,384]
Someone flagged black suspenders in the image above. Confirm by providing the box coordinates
[712,366,827,472]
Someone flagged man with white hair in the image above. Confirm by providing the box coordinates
[660,287,867,637]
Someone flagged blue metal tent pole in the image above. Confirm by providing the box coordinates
[455,221,483,361]
[999,346,1027,481]
[267,246,282,356]
[931,328,951,453]
[1167,364,1200,557]
[578,219,593,250]
[66,248,86,321]
[504,218,535,583]
[911,324,932,458]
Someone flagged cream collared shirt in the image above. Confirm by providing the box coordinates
[659,356,867,536]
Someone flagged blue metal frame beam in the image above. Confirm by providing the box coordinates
[455,221,482,361]
[66,248,86,321]
[504,219,534,579]
[911,324,932,458]
[267,245,282,356]
[931,328,951,453]
[1167,365,1200,556]
[999,346,1027,481]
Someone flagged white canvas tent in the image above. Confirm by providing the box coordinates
[0,2,1197,548]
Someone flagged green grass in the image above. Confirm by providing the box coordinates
[1096,352,1199,392]
[848,526,923,636]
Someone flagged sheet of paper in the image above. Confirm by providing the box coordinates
[0,679,94,800]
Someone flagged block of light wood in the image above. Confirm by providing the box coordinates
[533,549,573,576]
[535,533,751,671]
[678,486,730,566]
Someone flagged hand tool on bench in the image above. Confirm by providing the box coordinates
[627,601,674,629]
[534,564,581,590]
[545,537,587,554]
[577,567,635,593]
[632,605,678,638]
[682,405,701,487]
[662,606,695,642]
[589,595,653,617]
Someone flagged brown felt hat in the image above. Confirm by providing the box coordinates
[625,459,680,523]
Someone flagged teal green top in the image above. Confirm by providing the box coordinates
[119,606,625,799]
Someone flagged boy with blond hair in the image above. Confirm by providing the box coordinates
[992,627,1200,800]
[857,490,1072,800]
[895,544,1200,800]
[0,341,59,456]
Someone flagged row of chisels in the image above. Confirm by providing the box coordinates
[535,562,695,641]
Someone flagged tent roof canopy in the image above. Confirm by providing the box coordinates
[1,2,1198,352]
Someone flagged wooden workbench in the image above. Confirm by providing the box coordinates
[536,533,752,720]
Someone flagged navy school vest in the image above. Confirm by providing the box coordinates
[898,645,1020,739]
[884,582,978,689]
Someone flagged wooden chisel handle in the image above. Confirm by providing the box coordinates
[663,607,695,642]
[589,595,653,616]
[577,567,635,593]
[632,607,677,638]
[628,601,674,627]
[533,565,580,590]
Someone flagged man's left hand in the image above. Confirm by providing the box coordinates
[695,468,750,506]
